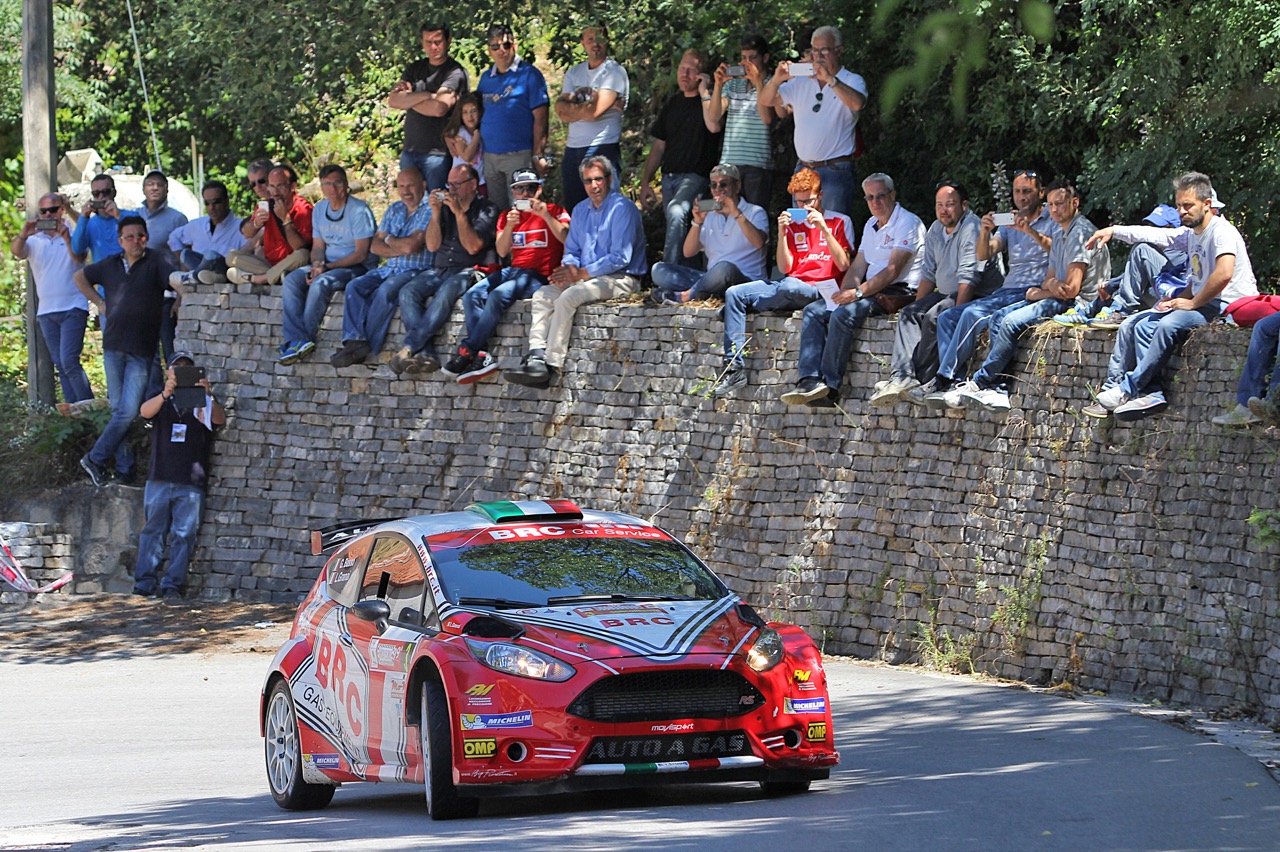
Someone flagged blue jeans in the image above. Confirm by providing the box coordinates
[660,173,709,266]
[179,248,223,276]
[1105,306,1218,397]
[795,158,855,218]
[797,297,886,389]
[342,268,423,354]
[282,265,368,345]
[37,308,93,403]
[400,267,473,356]
[1086,243,1183,316]
[460,267,546,353]
[133,481,204,595]
[651,261,751,300]
[972,298,1072,390]
[723,277,820,366]
[400,150,451,191]
[936,288,1028,382]
[90,350,150,476]
[562,142,623,211]
[1237,311,1280,405]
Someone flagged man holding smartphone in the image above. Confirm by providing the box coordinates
[11,194,93,403]
[226,164,313,287]
[132,352,225,600]
[71,173,136,263]
[700,34,775,211]
[759,26,867,217]
[647,163,767,305]
[442,169,570,383]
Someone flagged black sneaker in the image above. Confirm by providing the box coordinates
[417,352,441,374]
[443,350,474,377]
[710,366,747,397]
[806,389,841,409]
[780,377,830,406]
[115,469,137,486]
[330,340,371,368]
[458,352,499,384]
[506,356,550,386]
[80,455,107,487]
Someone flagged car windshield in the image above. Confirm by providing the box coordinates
[425,524,728,607]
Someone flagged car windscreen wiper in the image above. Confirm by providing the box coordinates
[544,593,695,605]
[455,596,544,610]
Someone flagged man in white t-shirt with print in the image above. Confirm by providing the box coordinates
[555,24,629,212]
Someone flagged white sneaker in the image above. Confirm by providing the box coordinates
[1095,385,1126,410]
[943,379,977,410]
[960,383,1010,411]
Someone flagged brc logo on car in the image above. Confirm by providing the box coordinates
[314,634,364,738]
[460,711,533,730]
[599,616,675,628]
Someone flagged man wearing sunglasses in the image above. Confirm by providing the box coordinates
[391,164,498,376]
[226,164,313,287]
[71,173,138,263]
[11,194,93,403]
[476,24,550,211]
[647,163,767,305]
[167,180,247,287]
[759,26,867,217]
[639,49,723,267]
[890,169,1057,409]
[441,169,570,383]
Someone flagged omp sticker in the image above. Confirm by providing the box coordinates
[806,721,827,742]
[460,711,533,730]
[463,738,498,759]
[783,697,827,715]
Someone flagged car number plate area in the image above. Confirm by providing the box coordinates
[583,730,750,764]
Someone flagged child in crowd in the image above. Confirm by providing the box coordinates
[444,93,486,195]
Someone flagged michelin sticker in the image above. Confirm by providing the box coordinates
[306,753,341,770]
[783,697,827,715]
[460,711,533,730]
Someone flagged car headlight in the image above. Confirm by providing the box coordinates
[465,639,577,682]
[746,627,784,672]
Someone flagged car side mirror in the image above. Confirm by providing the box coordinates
[351,599,391,632]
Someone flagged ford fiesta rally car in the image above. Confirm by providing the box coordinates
[261,500,838,819]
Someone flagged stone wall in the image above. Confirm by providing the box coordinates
[170,281,1280,717]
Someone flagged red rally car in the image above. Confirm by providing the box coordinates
[261,499,839,819]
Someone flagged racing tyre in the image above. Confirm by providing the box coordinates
[759,778,812,797]
[421,679,480,820]
[264,680,336,810]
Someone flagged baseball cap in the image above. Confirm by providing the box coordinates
[1209,190,1225,209]
[710,163,741,182]
[1142,204,1181,228]
[510,169,543,187]
[170,351,196,366]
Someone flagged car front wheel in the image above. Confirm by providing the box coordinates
[265,680,336,810]
[420,679,479,820]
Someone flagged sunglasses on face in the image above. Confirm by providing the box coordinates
[39,206,61,214]
[710,180,735,189]
[488,41,514,51]
[249,177,268,186]
[864,191,892,202]
[91,189,113,198]
[583,176,608,184]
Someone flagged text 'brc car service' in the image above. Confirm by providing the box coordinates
[261,499,838,819]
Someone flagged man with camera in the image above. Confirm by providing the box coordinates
[700,34,775,211]
[226,164,313,287]
[11,193,93,403]
[555,24,629,211]
[74,216,179,486]
[647,163,767,305]
[759,25,867,217]
[71,173,136,263]
[442,169,570,383]
[132,351,225,600]
[638,49,723,266]
[391,164,499,376]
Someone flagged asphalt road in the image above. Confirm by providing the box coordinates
[4,652,1280,851]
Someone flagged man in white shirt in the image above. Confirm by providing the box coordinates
[555,24,629,212]
[1084,171,1258,422]
[167,180,246,286]
[759,25,867,216]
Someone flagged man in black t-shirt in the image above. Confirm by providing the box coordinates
[132,352,225,599]
[388,22,469,191]
[638,49,723,266]
[74,216,178,486]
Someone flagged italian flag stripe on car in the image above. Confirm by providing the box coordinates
[468,499,581,522]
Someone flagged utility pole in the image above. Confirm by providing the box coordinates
[22,0,57,404]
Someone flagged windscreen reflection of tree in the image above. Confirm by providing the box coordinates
[443,539,721,599]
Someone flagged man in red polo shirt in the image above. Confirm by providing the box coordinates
[226,164,313,285]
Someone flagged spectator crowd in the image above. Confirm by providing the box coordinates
[12,20,1276,508]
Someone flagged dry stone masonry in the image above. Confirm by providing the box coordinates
[163,281,1280,718]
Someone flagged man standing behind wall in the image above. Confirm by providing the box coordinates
[701,35,775,211]
[477,24,551,211]
[759,26,867,217]
[389,23,469,191]
[555,25,629,212]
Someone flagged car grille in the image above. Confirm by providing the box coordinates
[567,669,764,722]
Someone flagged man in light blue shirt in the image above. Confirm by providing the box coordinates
[71,174,138,262]
[477,24,550,210]
[506,155,645,389]
[167,180,246,284]
[279,165,377,364]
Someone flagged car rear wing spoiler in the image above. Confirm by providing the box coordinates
[311,518,401,555]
